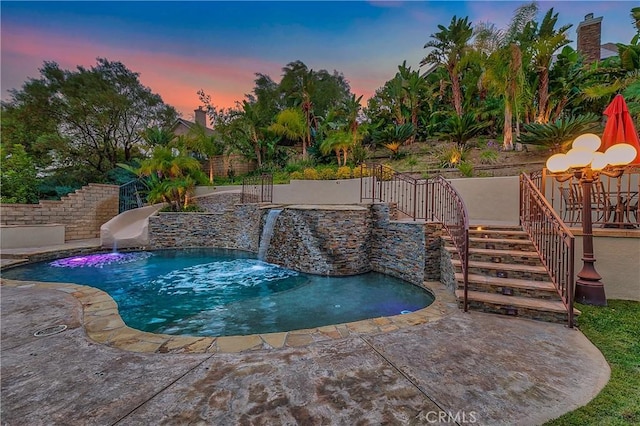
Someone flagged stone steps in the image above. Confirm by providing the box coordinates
[451,259,550,281]
[456,273,560,299]
[469,228,529,240]
[447,224,575,325]
[455,290,576,324]
[445,246,541,265]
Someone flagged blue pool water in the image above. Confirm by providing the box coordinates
[2,248,434,337]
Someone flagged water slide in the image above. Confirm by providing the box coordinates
[100,203,165,249]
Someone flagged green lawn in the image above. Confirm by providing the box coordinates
[545,300,640,425]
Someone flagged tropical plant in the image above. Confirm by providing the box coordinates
[421,15,474,116]
[320,130,353,166]
[517,113,600,151]
[526,8,572,123]
[268,108,308,155]
[436,112,489,148]
[436,143,468,168]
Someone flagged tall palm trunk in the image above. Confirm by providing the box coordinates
[536,69,550,123]
[503,99,514,151]
[450,68,463,117]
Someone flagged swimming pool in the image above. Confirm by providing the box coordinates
[2,248,434,337]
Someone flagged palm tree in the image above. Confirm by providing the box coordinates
[528,8,572,123]
[475,3,535,149]
[181,123,224,184]
[421,15,474,117]
[268,108,308,157]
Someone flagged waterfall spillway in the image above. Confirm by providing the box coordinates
[258,209,283,261]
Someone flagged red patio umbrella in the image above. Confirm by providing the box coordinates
[600,94,640,164]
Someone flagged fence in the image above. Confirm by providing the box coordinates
[520,173,575,327]
[535,166,640,229]
[241,174,273,203]
[361,163,470,311]
[118,179,146,213]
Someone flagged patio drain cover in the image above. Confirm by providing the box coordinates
[34,324,67,337]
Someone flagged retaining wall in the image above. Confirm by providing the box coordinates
[147,201,444,287]
[0,184,119,241]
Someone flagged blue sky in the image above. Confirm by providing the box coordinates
[1,1,637,119]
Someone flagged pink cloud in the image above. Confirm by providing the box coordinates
[1,24,282,117]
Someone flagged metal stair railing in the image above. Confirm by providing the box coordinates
[361,163,470,311]
[520,173,575,327]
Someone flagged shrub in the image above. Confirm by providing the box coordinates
[457,161,474,177]
[479,149,499,164]
[290,171,303,180]
[353,164,370,178]
[518,114,600,151]
[336,166,352,179]
[318,168,336,180]
[303,168,319,180]
[436,144,468,168]
[380,164,395,181]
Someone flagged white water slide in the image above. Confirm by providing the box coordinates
[100,203,165,249]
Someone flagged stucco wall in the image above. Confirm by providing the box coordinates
[449,176,520,224]
[575,234,640,301]
[272,179,362,205]
[0,184,119,241]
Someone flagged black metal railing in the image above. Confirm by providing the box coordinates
[521,173,575,327]
[241,174,273,203]
[118,179,146,213]
[361,163,470,311]
[533,166,639,229]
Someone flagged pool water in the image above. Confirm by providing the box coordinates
[2,248,434,337]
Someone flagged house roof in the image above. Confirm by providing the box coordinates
[171,118,215,136]
[601,42,618,60]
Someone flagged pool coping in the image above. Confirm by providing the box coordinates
[0,278,458,354]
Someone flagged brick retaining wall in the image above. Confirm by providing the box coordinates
[0,184,119,240]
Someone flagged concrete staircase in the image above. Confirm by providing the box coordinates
[445,225,576,324]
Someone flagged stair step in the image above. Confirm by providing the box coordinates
[455,290,571,314]
[469,229,529,239]
[445,246,539,258]
[456,273,556,292]
[451,259,547,274]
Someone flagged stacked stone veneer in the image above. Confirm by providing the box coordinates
[0,184,119,240]
[264,206,371,275]
[147,199,450,288]
[196,192,242,213]
[148,204,261,251]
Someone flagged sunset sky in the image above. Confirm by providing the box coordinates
[1,1,636,120]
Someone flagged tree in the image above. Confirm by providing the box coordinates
[2,58,178,184]
[268,108,308,157]
[0,144,39,204]
[526,8,572,123]
[421,15,474,116]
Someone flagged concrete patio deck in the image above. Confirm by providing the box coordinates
[1,267,609,425]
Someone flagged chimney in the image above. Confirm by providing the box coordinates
[577,13,603,65]
[194,106,207,128]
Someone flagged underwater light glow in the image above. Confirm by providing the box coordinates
[50,252,153,268]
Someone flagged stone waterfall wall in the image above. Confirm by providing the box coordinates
[148,204,261,251]
[264,206,371,275]
[147,202,448,289]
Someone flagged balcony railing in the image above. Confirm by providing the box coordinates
[241,174,273,203]
[520,173,575,327]
[536,166,640,229]
[361,163,470,311]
